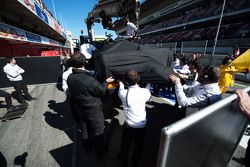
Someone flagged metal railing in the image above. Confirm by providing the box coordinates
[156,86,250,167]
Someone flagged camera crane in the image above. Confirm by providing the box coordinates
[86,0,140,42]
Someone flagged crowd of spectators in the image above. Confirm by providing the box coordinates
[140,23,250,44]
[140,0,178,18]
[139,0,250,44]
[140,0,250,34]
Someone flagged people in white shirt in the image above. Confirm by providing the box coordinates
[118,82,151,128]
[169,65,221,116]
[118,70,151,167]
[177,61,199,86]
[3,57,33,104]
[62,67,73,93]
[80,43,96,59]
[3,60,24,82]
[125,18,138,38]
[171,55,180,69]
[61,55,95,93]
[173,57,190,74]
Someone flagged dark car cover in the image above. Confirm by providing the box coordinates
[92,40,174,84]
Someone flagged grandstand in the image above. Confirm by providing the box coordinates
[116,0,250,83]
[117,0,250,67]
[139,0,250,43]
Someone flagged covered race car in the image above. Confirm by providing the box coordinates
[92,40,174,84]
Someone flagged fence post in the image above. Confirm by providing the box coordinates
[210,0,227,64]
[174,42,177,54]
[203,40,208,66]
[181,41,183,54]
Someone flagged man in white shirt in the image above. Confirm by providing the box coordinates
[118,70,151,167]
[62,52,96,94]
[62,66,73,93]
[3,57,34,104]
[171,54,180,69]
[80,43,96,60]
[173,57,190,75]
[125,18,138,39]
[169,65,221,116]
[177,61,199,86]
[80,43,97,72]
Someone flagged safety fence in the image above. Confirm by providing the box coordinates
[156,86,250,167]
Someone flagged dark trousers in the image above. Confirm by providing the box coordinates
[82,133,107,158]
[68,97,104,140]
[245,139,250,167]
[67,95,82,130]
[11,80,31,103]
[120,124,145,167]
[0,90,12,108]
[78,110,104,140]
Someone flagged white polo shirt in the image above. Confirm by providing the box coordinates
[174,64,190,74]
[80,44,96,59]
[126,21,138,37]
[118,82,151,128]
[62,67,73,93]
[3,63,24,81]
[175,82,221,116]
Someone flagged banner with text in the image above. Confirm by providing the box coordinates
[17,0,36,14]
[34,3,49,24]
[0,22,27,41]
[17,0,63,36]
[0,22,66,47]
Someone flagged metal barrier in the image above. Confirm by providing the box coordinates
[156,86,250,167]
[146,38,250,55]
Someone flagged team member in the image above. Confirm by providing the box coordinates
[219,56,246,94]
[125,18,138,39]
[62,59,73,93]
[177,61,199,86]
[173,57,190,75]
[3,57,34,105]
[67,54,114,155]
[169,65,221,116]
[118,70,151,167]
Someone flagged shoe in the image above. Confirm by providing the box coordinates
[21,101,29,107]
[245,127,250,136]
[27,97,37,101]
[232,157,245,165]
[6,106,17,112]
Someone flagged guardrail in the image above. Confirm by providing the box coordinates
[156,86,250,167]
[145,38,250,54]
